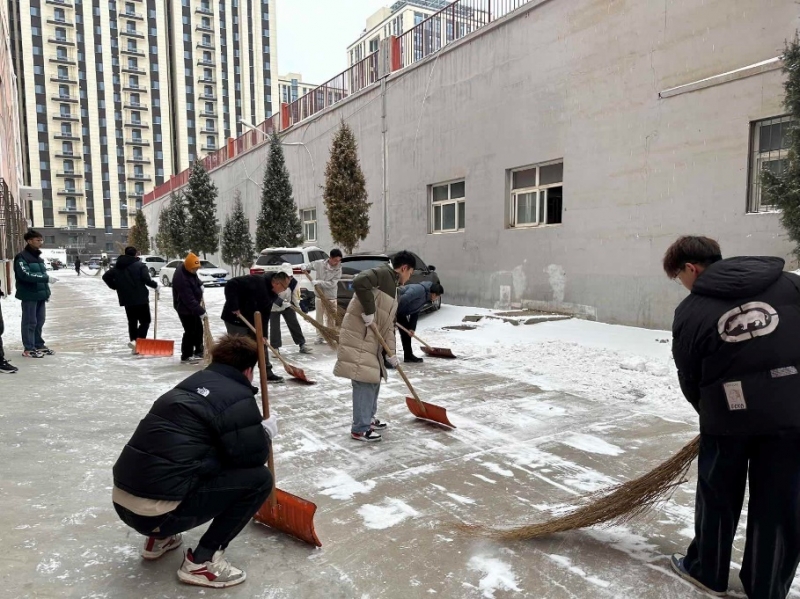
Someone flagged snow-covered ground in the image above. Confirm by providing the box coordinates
[1,269,795,598]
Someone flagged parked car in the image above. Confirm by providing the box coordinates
[43,258,53,271]
[250,246,329,310]
[87,256,102,270]
[160,259,229,287]
[51,259,64,270]
[336,251,442,312]
[138,255,168,277]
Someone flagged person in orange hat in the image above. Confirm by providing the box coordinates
[171,252,207,364]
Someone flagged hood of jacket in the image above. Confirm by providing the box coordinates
[115,254,139,270]
[692,256,785,300]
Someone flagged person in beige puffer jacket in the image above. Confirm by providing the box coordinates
[333,251,417,442]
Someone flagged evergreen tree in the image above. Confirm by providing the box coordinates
[155,192,189,258]
[184,160,219,258]
[763,35,800,260]
[323,121,370,254]
[129,209,151,254]
[221,190,254,276]
[256,133,302,251]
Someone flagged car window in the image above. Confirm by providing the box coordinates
[341,258,389,276]
[167,261,180,268]
[200,261,217,268]
[311,250,328,261]
[256,251,304,266]
[147,257,165,263]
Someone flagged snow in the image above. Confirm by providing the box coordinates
[561,434,625,456]
[467,555,522,598]
[357,498,420,529]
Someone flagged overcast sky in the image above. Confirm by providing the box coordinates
[275,0,392,84]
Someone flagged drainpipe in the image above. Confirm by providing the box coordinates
[381,77,388,253]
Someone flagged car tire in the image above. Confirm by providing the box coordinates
[434,296,442,311]
[149,267,156,277]
[161,274,170,287]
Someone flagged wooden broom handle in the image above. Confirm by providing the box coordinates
[255,312,277,508]
[369,322,428,416]
[238,314,291,368]
[396,322,432,349]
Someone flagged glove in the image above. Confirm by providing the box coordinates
[361,313,374,326]
[49,277,59,284]
[387,354,399,368]
[261,415,278,440]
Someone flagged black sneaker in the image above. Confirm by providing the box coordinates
[669,554,726,597]
[267,373,285,384]
[351,429,382,442]
[37,347,55,356]
[181,356,201,365]
[0,360,18,374]
[22,350,44,359]
[404,355,424,363]
[370,418,388,430]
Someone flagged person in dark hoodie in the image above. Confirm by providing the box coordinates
[112,334,277,589]
[220,271,293,383]
[172,252,207,364]
[103,247,160,352]
[664,235,800,599]
[14,229,56,358]
[395,281,444,363]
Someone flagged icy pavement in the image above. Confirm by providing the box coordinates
[1,270,797,598]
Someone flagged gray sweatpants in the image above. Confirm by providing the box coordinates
[352,380,380,434]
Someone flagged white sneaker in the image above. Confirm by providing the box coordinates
[177,549,247,588]
[315,337,326,345]
[127,341,136,350]
[141,533,182,560]
[299,344,313,354]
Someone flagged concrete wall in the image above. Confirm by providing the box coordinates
[144,0,797,329]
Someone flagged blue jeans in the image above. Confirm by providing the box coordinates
[21,300,46,352]
[352,380,380,434]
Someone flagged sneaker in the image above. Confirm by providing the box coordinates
[142,533,183,560]
[193,352,205,361]
[404,355,424,363]
[267,373,285,383]
[370,418,388,430]
[669,554,726,597]
[181,356,202,365]
[37,346,55,356]
[0,360,18,374]
[315,337,326,345]
[127,341,136,351]
[22,350,44,359]
[177,549,246,588]
[299,344,313,354]
[351,429,382,442]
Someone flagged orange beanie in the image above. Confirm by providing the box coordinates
[184,252,201,271]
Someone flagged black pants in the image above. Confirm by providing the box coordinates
[0,299,5,362]
[269,309,305,349]
[124,304,152,342]
[683,433,800,598]
[114,466,273,553]
[178,314,204,360]
[397,313,418,357]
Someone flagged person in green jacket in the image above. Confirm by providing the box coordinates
[14,230,56,358]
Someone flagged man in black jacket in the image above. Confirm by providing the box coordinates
[103,247,160,352]
[172,252,207,364]
[112,334,277,589]
[221,271,293,383]
[664,235,800,599]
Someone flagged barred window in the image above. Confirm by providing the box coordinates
[748,116,792,213]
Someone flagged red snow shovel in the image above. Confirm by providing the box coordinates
[252,311,322,547]
[369,323,455,429]
[135,291,174,357]
[239,314,315,385]
[396,323,457,359]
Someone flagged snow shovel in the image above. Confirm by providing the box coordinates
[369,322,455,429]
[252,311,322,547]
[238,314,316,385]
[135,291,174,357]
[396,323,457,359]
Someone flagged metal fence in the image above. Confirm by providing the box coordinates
[0,178,26,261]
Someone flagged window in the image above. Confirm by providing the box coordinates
[61,123,72,135]
[369,36,379,53]
[55,27,67,41]
[129,75,139,88]
[430,180,465,233]
[57,65,69,79]
[206,119,214,131]
[206,135,216,148]
[509,161,563,227]
[56,47,67,60]
[748,116,792,213]
[301,208,317,242]
[128,57,138,69]
[54,8,66,22]
[202,34,211,46]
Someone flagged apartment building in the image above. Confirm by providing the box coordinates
[8,0,278,255]
[278,72,316,105]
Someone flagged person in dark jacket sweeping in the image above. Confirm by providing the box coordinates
[14,229,56,358]
[664,235,800,599]
[103,247,160,352]
[112,334,277,589]
[395,281,443,363]
[172,252,207,364]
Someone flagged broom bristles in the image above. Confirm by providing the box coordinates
[462,436,700,541]
[315,291,341,329]
[292,306,339,347]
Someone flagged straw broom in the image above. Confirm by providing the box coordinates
[463,436,700,540]
[289,305,339,347]
[201,300,215,365]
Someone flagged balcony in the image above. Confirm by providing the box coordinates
[49,56,77,65]
[198,93,216,101]
[121,47,145,57]
[200,126,217,134]
[54,132,80,141]
[50,75,77,84]
[58,206,85,214]
[195,6,213,15]
[53,112,80,122]
[121,65,146,74]
[126,156,151,164]
[46,0,73,5]
[127,172,151,181]
[123,101,148,110]
[199,110,216,118]
[125,138,150,145]
[55,170,83,178]
[127,191,144,198]
[197,58,216,67]
[197,76,215,84]
[51,94,78,103]
[120,29,144,39]
[54,150,80,159]
[124,120,150,128]
[61,225,86,231]
[122,10,144,20]
[201,145,217,152]
[122,83,148,92]
[57,188,84,196]
[47,37,74,45]
[47,18,74,27]
[196,42,215,50]
[196,24,213,32]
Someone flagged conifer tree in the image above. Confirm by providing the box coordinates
[221,190,254,276]
[155,192,189,258]
[323,121,370,254]
[256,133,302,251]
[184,160,219,258]
[762,36,800,260]
[129,209,150,254]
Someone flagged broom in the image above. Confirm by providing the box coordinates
[201,300,215,365]
[463,436,700,540]
[302,273,342,328]
[289,305,339,347]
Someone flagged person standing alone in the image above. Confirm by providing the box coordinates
[0,277,18,373]
[14,230,56,358]
[172,252,207,364]
[103,247,160,352]
[74,256,81,276]
[303,249,343,344]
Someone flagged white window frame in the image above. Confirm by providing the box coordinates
[301,208,317,242]
[509,161,563,228]
[748,115,792,214]
[429,180,465,234]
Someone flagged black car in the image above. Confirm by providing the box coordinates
[336,251,442,312]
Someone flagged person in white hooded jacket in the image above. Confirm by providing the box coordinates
[302,249,343,344]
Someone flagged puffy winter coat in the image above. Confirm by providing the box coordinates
[172,264,205,316]
[221,273,295,330]
[334,263,398,384]
[102,255,157,307]
[306,258,342,299]
[14,246,51,302]
[397,281,433,317]
[672,256,800,436]
[112,363,270,501]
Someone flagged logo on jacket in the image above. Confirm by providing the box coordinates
[717,302,779,343]
[196,387,210,397]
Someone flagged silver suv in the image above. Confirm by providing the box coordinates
[138,255,168,277]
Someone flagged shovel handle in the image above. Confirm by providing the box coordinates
[153,290,158,339]
[255,312,277,509]
[369,322,428,416]
[396,322,432,349]
[238,314,289,367]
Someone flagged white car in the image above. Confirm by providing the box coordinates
[43,258,53,271]
[138,255,168,277]
[250,246,329,308]
[160,259,229,287]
